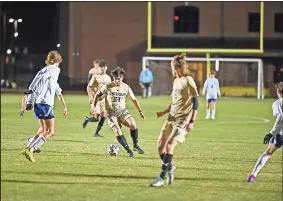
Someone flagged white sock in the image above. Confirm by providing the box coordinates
[27,137,35,146]
[206,109,210,117]
[29,136,46,151]
[251,152,270,177]
[212,109,216,117]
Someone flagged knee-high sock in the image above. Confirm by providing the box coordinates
[160,154,173,179]
[251,152,271,177]
[116,135,131,152]
[130,129,138,147]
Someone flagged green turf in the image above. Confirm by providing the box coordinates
[1,94,282,201]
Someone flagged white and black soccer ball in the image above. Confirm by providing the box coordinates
[107,144,120,156]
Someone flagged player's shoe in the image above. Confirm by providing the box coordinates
[22,147,35,162]
[205,115,210,119]
[167,165,176,184]
[27,138,41,153]
[82,116,89,128]
[211,116,215,120]
[133,145,144,154]
[149,176,165,187]
[247,174,256,182]
[94,131,104,137]
[128,150,134,157]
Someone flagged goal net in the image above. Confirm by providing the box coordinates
[142,57,264,99]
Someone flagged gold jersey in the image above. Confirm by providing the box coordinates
[99,82,136,116]
[170,76,199,118]
[88,74,112,94]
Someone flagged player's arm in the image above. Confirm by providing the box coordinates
[127,87,145,119]
[202,79,207,96]
[216,79,221,96]
[87,76,96,104]
[92,85,107,113]
[156,105,171,118]
[20,95,27,116]
[55,83,67,116]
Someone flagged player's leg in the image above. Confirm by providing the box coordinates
[94,101,105,137]
[157,121,173,162]
[108,116,134,157]
[205,99,211,119]
[122,115,144,154]
[82,116,99,128]
[148,83,152,98]
[210,99,217,119]
[27,120,45,153]
[247,134,282,182]
[142,83,147,98]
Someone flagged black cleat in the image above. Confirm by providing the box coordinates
[133,145,144,154]
[128,150,134,157]
[82,116,89,128]
[33,149,41,153]
[94,133,104,137]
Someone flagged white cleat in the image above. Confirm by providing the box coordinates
[211,116,215,120]
[149,176,165,187]
[205,116,210,119]
[167,165,176,184]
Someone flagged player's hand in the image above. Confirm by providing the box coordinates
[156,111,165,118]
[63,107,68,116]
[26,104,33,111]
[139,111,145,120]
[218,93,221,97]
[183,122,194,132]
[20,109,25,116]
[201,92,205,96]
[89,98,93,105]
[263,133,273,144]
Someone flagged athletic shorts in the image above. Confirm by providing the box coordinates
[207,98,217,103]
[34,103,54,120]
[159,113,192,143]
[106,109,132,129]
[95,100,105,116]
[269,134,283,148]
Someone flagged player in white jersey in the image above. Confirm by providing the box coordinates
[92,67,145,157]
[20,82,67,153]
[21,51,68,162]
[83,59,112,137]
[247,82,283,182]
[202,70,221,119]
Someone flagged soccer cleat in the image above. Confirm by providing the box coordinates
[94,133,104,137]
[205,116,210,120]
[33,149,41,153]
[128,150,134,157]
[27,138,41,153]
[211,116,215,120]
[82,116,89,128]
[133,145,144,154]
[247,174,256,182]
[167,165,176,184]
[22,148,35,162]
[149,176,165,187]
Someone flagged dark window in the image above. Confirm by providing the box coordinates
[248,13,260,32]
[274,13,283,33]
[173,6,199,34]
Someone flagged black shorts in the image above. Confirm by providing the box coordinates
[142,83,151,88]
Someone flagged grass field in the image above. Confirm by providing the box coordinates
[1,94,282,201]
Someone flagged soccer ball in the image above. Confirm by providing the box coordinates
[107,144,120,156]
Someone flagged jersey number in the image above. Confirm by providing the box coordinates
[112,97,121,102]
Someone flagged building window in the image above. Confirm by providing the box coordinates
[248,13,260,32]
[274,13,283,33]
[173,6,199,34]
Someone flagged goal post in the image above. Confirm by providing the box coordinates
[142,56,264,99]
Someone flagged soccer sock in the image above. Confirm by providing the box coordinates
[251,152,271,177]
[88,117,99,122]
[130,129,138,147]
[27,137,35,146]
[160,154,173,179]
[28,136,46,151]
[159,153,165,161]
[116,135,131,152]
[212,109,216,117]
[95,117,105,134]
[206,109,210,117]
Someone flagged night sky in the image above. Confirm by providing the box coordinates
[1,2,59,54]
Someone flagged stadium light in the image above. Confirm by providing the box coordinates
[14,32,19,37]
[57,44,61,48]
[7,49,11,54]
[18,19,22,23]
[9,18,14,23]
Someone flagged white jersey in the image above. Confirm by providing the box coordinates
[202,77,220,99]
[270,98,283,135]
[27,64,61,107]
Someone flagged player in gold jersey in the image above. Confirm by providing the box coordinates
[150,53,199,187]
[83,59,112,137]
[92,66,145,157]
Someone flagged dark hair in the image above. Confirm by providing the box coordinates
[111,66,125,77]
[275,82,283,95]
[98,59,108,67]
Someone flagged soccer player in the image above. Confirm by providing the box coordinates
[88,59,100,82]
[139,66,154,98]
[149,53,199,187]
[247,82,283,182]
[20,82,67,153]
[21,51,68,162]
[92,66,145,157]
[83,59,112,137]
[202,70,221,119]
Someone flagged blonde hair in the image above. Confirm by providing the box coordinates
[45,51,62,65]
[172,53,190,76]
[93,59,100,65]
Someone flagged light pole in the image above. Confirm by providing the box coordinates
[9,18,22,38]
